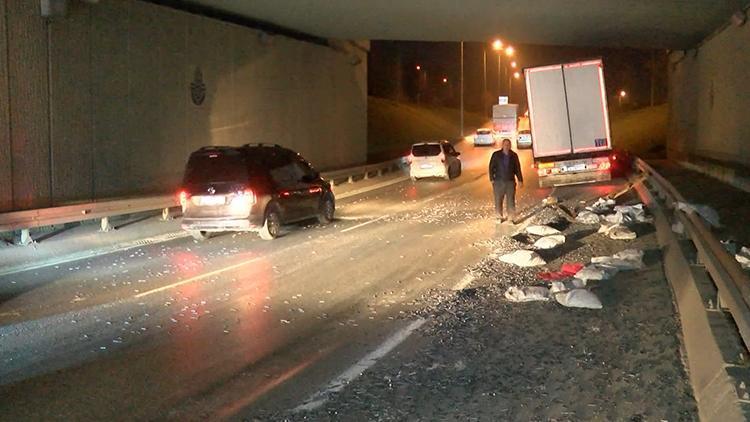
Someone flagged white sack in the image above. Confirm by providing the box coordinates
[526,225,561,236]
[550,279,586,294]
[575,265,616,281]
[575,210,601,225]
[604,211,626,225]
[504,286,550,302]
[555,289,603,309]
[614,204,651,224]
[737,246,750,270]
[586,197,616,213]
[608,225,637,240]
[591,249,644,270]
[598,222,637,240]
[498,250,547,267]
[676,202,721,228]
[533,235,566,250]
[671,221,684,235]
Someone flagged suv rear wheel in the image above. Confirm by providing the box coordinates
[188,230,211,241]
[317,195,335,224]
[259,208,281,240]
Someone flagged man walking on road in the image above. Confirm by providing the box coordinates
[489,139,523,223]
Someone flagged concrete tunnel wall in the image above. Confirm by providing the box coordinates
[0,0,368,212]
[667,17,750,168]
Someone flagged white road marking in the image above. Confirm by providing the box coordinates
[334,175,410,200]
[452,272,475,291]
[339,215,388,233]
[334,215,381,221]
[293,318,427,412]
[133,257,260,298]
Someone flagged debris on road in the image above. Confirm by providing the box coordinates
[598,221,637,240]
[504,286,550,302]
[613,203,652,224]
[575,210,601,225]
[526,225,561,236]
[676,202,721,228]
[537,263,584,281]
[497,250,546,267]
[586,197,616,213]
[574,265,615,282]
[736,246,750,270]
[591,249,644,270]
[552,286,603,309]
[532,234,566,250]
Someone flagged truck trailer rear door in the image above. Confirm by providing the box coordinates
[525,65,572,158]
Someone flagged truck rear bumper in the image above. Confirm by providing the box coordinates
[538,170,611,188]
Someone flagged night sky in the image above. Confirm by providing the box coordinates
[368,41,668,115]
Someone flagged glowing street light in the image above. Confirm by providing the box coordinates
[618,90,627,107]
[619,90,627,97]
[442,77,448,83]
[510,61,517,68]
[513,71,521,79]
[505,46,515,57]
[416,65,421,71]
[492,39,503,51]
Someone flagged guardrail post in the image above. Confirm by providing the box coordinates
[100,217,113,232]
[363,171,369,180]
[347,175,354,184]
[161,207,172,221]
[377,169,383,177]
[15,228,32,246]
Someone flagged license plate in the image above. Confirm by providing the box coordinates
[565,163,586,172]
[195,195,225,206]
[420,164,433,169]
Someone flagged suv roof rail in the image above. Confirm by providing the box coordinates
[197,145,236,151]
[243,142,283,148]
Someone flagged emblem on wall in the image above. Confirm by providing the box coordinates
[190,67,206,106]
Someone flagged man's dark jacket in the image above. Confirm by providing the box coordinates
[489,150,523,183]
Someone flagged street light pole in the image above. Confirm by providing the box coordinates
[497,54,502,97]
[482,47,487,115]
[460,41,464,139]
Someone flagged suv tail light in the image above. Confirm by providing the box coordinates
[239,188,257,205]
[439,153,446,163]
[407,154,414,164]
[178,190,189,209]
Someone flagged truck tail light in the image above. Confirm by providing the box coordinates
[407,154,414,164]
[599,160,611,171]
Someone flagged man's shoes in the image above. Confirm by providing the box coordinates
[496,215,506,224]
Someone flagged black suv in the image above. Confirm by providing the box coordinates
[179,144,335,240]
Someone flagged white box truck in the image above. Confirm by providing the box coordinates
[492,104,518,147]
[524,59,613,188]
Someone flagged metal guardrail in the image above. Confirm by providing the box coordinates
[636,158,750,351]
[0,157,408,245]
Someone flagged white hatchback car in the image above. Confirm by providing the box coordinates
[409,141,462,180]
[473,128,495,146]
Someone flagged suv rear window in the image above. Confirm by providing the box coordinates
[477,129,491,135]
[412,144,442,157]
[183,150,249,184]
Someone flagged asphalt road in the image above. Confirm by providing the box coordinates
[0,142,625,420]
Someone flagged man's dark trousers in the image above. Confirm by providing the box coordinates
[492,180,516,219]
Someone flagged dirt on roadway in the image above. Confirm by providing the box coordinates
[260,189,698,421]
